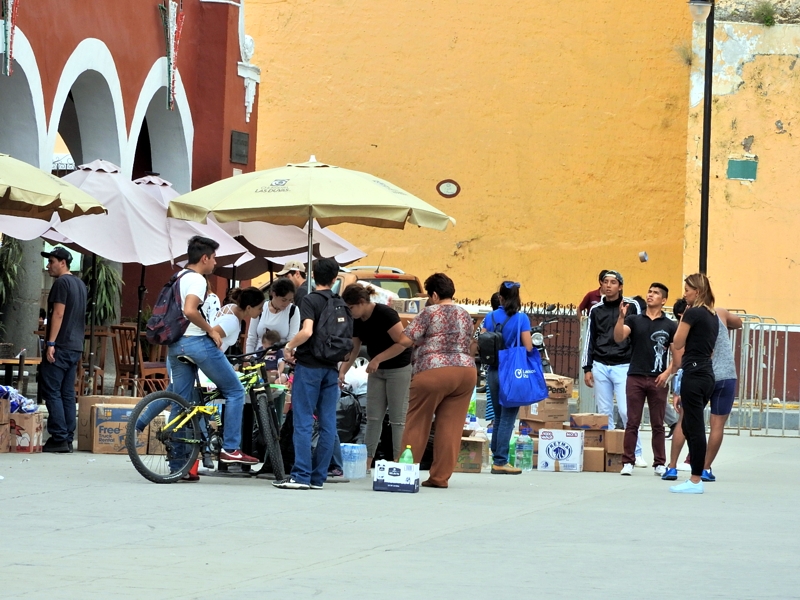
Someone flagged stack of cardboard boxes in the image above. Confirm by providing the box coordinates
[77,396,151,454]
[569,413,626,473]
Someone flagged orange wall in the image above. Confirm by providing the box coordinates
[249,1,691,304]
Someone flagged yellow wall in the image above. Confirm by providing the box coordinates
[684,23,800,322]
[249,1,691,305]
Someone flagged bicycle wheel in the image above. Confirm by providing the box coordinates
[252,390,286,480]
[126,391,202,484]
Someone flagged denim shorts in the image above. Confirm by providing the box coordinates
[710,379,736,416]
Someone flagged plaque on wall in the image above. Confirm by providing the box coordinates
[230,131,250,165]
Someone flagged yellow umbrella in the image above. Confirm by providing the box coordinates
[0,153,107,220]
[167,157,455,231]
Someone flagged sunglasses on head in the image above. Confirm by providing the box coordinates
[502,281,521,289]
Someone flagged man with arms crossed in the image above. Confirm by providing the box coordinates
[614,283,677,476]
[582,270,645,466]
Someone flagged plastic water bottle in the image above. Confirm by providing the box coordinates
[398,445,414,464]
[468,416,478,431]
[508,434,518,467]
[341,443,367,479]
[515,429,534,471]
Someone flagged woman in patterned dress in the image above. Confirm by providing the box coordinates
[398,273,477,488]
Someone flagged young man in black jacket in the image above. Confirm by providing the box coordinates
[581,270,645,466]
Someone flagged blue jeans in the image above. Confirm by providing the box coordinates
[40,348,81,444]
[487,368,518,466]
[291,363,339,485]
[169,336,245,452]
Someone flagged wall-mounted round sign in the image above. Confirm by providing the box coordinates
[436,179,461,198]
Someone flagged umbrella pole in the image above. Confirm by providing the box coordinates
[132,264,147,396]
[307,207,313,295]
[87,253,98,395]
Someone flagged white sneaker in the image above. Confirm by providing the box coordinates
[677,462,691,472]
[654,465,667,477]
[620,463,634,476]
[635,456,648,468]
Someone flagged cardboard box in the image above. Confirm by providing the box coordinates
[0,398,9,424]
[518,397,569,422]
[390,298,425,315]
[520,419,563,436]
[91,404,148,454]
[454,436,486,473]
[604,429,625,454]
[543,373,573,399]
[583,447,605,472]
[581,429,606,448]
[373,460,420,493]
[9,412,43,453]
[78,395,140,451]
[0,422,9,453]
[147,414,167,455]
[605,453,624,473]
[537,429,584,472]
[569,413,609,430]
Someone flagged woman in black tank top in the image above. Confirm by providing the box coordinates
[670,273,717,494]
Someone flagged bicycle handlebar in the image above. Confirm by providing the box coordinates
[226,342,287,365]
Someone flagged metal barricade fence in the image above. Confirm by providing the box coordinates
[733,317,800,438]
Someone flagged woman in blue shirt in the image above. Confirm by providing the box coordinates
[481,281,533,474]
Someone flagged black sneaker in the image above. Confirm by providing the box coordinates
[43,440,70,453]
[309,483,324,490]
[272,478,310,490]
[666,423,677,440]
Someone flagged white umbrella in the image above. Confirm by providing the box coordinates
[53,161,248,387]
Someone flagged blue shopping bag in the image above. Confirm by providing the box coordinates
[498,318,548,408]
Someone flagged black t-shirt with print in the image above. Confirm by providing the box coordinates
[625,313,677,377]
[353,303,412,370]
[681,306,718,373]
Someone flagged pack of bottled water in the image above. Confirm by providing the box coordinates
[340,443,368,479]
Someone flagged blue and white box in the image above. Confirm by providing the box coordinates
[372,460,420,493]
[537,429,584,472]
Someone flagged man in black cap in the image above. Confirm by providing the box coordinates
[581,269,646,466]
[40,246,87,453]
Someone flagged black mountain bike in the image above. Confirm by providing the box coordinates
[126,347,286,484]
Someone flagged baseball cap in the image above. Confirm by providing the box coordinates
[41,246,73,265]
[603,270,624,285]
[276,259,306,276]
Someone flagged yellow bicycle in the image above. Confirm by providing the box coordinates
[125,348,286,484]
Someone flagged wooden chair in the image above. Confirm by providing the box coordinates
[110,325,168,395]
[75,327,109,396]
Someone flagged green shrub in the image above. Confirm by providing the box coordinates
[753,1,776,27]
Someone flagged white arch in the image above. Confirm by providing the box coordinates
[0,25,47,168]
[125,58,193,192]
[47,38,126,167]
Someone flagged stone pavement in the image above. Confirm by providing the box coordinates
[2,432,799,599]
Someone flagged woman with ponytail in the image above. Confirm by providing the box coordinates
[481,281,533,475]
[669,273,717,494]
[213,287,266,353]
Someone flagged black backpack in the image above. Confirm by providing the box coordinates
[145,270,200,346]
[310,291,354,362]
[477,313,509,367]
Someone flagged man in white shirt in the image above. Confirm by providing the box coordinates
[168,236,258,467]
